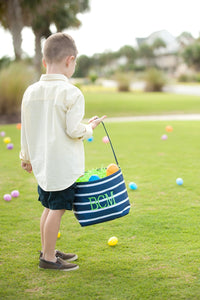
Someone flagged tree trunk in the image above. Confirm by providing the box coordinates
[34,31,43,75]
[7,0,23,60]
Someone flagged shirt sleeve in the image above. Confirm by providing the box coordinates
[19,100,31,163]
[65,91,93,140]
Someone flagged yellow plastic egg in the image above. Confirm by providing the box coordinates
[3,137,11,144]
[108,236,118,246]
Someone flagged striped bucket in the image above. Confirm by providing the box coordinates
[73,168,130,226]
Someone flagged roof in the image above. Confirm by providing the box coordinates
[136,30,180,54]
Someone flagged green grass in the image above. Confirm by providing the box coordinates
[84,91,200,118]
[76,168,107,182]
[1,121,200,299]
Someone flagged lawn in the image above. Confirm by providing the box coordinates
[1,120,200,299]
[84,91,200,118]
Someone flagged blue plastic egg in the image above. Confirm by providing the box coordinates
[176,178,183,185]
[87,137,94,142]
[89,175,100,181]
[129,182,138,190]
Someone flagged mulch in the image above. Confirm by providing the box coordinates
[0,113,21,125]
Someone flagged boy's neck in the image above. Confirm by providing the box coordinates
[43,56,74,79]
[46,65,65,75]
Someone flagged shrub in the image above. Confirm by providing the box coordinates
[0,56,11,70]
[0,62,35,115]
[115,72,131,92]
[177,73,200,83]
[89,72,98,84]
[177,74,190,82]
[195,73,200,82]
[144,68,166,92]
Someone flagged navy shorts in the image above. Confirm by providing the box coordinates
[38,183,77,210]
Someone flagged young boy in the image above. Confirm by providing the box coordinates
[20,32,106,271]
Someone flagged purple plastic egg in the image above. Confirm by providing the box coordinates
[0,131,5,137]
[7,143,14,150]
[3,194,12,201]
[11,190,20,198]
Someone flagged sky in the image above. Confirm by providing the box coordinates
[0,0,199,58]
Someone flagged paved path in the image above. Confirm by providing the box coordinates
[103,114,200,123]
[163,84,200,96]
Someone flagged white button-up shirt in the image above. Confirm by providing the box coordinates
[20,74,93,191]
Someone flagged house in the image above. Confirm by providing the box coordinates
[136,30,194,73]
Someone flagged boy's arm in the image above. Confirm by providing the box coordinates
[21,161,32,173]
[20,101,32,173]
[65,92,93,139]
[88,116,107,129]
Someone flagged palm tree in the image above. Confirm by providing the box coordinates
[0,0,90,72]
[0,0,23,60]
[21,0,90,72]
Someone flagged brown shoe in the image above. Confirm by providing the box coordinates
[39,257,79,271]
[39,250,78,261]
[56,250,78,261]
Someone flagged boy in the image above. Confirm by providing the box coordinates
[20,32,106,271]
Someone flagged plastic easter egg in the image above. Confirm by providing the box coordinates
[89,175,100,181]
[176,178,183,185]
[87,136,94,142]
[7,143,14,150]
[11,190,20,198]
[3,137,11,144]
[129,182,138,190]
[106,163,119,176]
[0,131,5,137]
[108,236,118,246]
[57,232,61,238]
[165,125,173,132]
[102,136,109,144]
[16,123,21,130]
[3,194,12,201]
[161,134,168,140]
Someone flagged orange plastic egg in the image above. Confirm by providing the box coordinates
[165,125,173,132]
[106,163,119,176]
[16,123,21,130]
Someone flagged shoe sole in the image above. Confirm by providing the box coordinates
[65,254,78,262]
[38,265,79,271]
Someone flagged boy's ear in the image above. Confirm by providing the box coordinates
[65,56,75,67]
[42,58,47,68]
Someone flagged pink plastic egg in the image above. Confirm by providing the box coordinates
[102,136,109,144]
[11,190,20,198]
[3,194,12,201]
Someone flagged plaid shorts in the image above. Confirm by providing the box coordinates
[38,183,77,210]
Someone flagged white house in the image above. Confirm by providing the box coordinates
[136,30,194,73]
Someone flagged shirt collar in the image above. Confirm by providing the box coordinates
[40,74,68,82]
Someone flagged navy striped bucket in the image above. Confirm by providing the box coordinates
[73,168,130,226]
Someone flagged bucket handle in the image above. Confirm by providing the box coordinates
[101,121,119,167]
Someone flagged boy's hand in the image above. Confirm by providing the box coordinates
[21,161,32,173]
[88,115,107,129]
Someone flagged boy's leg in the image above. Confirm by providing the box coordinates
[43,209,65,262]
[40,207,50,253]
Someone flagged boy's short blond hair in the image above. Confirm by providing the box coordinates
[43,32,78,64]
